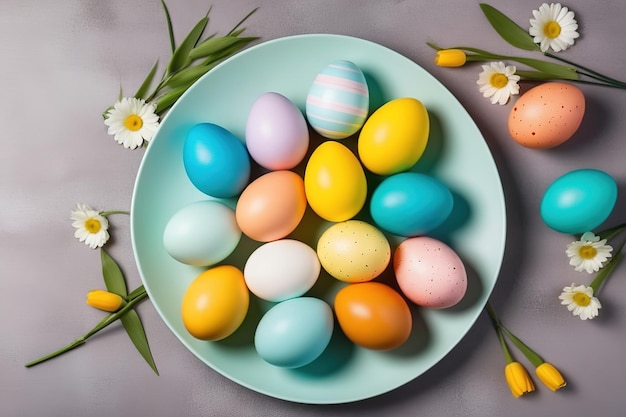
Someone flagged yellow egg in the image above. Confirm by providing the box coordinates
[358,97,429,175]
[304,141,367,222]
[317,220,390,283]
[181,265,249,341]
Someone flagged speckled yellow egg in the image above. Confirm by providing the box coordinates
[316,220,391,283]
[508,82,585,149]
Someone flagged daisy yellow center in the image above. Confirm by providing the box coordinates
[85,218,102,234]
[572,292,591,307]
[578,245,598,259]
[490,73,509,89]
[544,21,562,39]
[124,114,143,131]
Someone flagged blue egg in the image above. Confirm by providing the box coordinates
[540,169,617,234]
[370,172,454,237]
[183,123,250,198]
[254,297,333,368]
[306,60,369,139]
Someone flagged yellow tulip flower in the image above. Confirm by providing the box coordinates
[536,362,567,391]
[504,361,535,398]
[86,290,124,312]
[434,49,467,67]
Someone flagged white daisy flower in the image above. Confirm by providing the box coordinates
[476,62,520,105]
[104,97,159,149]
[71,204,110,249]
[558,283,601,320]
[566,231,613,274]
[529,3,580,53]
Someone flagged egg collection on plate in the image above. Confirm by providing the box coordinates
[162,59,469,369]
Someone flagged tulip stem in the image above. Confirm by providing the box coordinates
[544,52,626,88]
[25,286,148,368]
[486,303,545,367]
[498,324,543,368]
[486,303,514,364]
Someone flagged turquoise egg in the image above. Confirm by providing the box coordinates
[370,172,454,237]
[305,60,369,139]
[183,123,250,198]
[254,297,333,368]
[540,169,617,234]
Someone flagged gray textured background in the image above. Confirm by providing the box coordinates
[2,0,625,416]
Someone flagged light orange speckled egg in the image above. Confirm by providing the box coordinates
[508,82,585,149]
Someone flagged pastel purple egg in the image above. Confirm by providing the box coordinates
[245,92,309,170]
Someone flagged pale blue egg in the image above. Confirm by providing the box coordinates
[306,60,369,139]
[254,297,333,368]
[370,172,454,237]
[540,169,617,234]
[183,123,251,198]
[163,200,242,266]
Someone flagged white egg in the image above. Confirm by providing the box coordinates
[163,200,241,266]
[244,239,320,302]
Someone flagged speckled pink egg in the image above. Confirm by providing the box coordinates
[508,82,585,149]
[393,236,467,309]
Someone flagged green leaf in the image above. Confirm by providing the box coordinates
[166,15,209,75]
[479,3,540,52]
[514,70,560,80]
[134,60,159,100]
[119,309,159,375]
[514,57,579,80]
[189,36,257,61]
[100,248,128,297]
[514,70,567,80]
[227,7,258,36]
[426,42,443,51]
[154,86,188,114]
[127,284,146,300]
[450,45,579,80]
[160,0,175,53]
[165,65,213,89]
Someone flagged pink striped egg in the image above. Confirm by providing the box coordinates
[306,60,369,139]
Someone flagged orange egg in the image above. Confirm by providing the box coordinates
[508,82,585,149]
[334,282,412,350]
[236,170,307,242]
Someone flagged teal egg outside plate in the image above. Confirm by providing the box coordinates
[131,34,507,404]
[541,168,617,234]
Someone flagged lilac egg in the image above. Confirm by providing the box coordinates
[245,92,309,170]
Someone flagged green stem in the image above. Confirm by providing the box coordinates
[573,71,626,89]
[25,287,147,368]
[485,303,514,364]
[589,243,625,293]
[563,79,626,89]
[100,210,130,217]
[597,222,626,242]
[499,325,544,368]
[545,52,626,88]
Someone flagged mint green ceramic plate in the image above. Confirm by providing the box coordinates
[131,34,506,404]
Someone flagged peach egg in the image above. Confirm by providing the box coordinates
[508,82,585,149]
